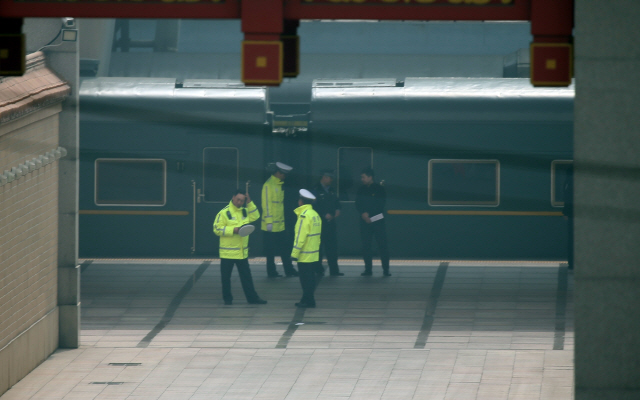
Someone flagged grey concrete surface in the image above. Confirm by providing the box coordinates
[42,24,81,349]
[574,1,640,398]
[0,260,573,400]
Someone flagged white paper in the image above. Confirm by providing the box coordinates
[370,213,384,222]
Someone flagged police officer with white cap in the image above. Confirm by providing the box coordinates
[261,162,298,277]
[291,189,322,308]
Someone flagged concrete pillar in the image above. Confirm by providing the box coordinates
[574,1,640,399]
[43,23,80,349]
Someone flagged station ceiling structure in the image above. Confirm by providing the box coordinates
[0,0,573,85]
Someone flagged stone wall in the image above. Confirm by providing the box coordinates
[0,52,69,396]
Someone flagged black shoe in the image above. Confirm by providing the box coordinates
[224,300,232,305]
[383,271,392,277]
[268,273,283,278]
[330,272,345,276]
[286,270,299,277]
[361,271,372,276]
[248,298,267,305]
[295,302,316,308]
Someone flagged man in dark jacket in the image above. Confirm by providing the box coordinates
[312,170,343,276]
[356,167,390,276]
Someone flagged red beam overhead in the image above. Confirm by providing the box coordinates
[1,0,574,87]
[286,0,531,22]
[241,0,284,85]
[529,0,573,86]
[0,0,241,19]
[531,0,573,37]
[242,0,282,38]
[0,0,530,20]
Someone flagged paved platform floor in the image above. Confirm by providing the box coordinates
[1,259,574,400]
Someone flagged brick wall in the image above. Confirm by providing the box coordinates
[0,106,61,347]
[0,105,63,393]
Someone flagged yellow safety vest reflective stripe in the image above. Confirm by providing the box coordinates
[261,175,286,232]
[291,204,322,263]
[213,200,260,259]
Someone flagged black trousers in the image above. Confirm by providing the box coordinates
[297,262,317,305]
[264,230,296,275]
[360,219,390,272]
[320,220,340,274]
[220,258,260,303]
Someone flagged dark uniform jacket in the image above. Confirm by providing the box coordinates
[313,183,341,219]
[356,183,386,217]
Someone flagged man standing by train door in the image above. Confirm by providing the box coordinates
[213,190,267,305]
[356,167,391,277]
[313,170,343,276]
[261,162,299,277]
[291,189,322,308]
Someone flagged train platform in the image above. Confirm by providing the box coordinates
[0,259,574,400]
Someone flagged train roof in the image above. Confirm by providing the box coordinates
[311,78,574,123]
[80,78,269,124]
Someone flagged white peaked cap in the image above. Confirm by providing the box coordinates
[276,162,293,173]
[299,189,316,200]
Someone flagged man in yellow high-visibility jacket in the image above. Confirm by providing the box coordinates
[291,189,322,308]
[261,162,298,278]
[214,190,266,305]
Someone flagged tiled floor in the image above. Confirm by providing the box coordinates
[1,259,574,400]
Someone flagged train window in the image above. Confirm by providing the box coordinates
[337,147,373,201]
[203,147,239,203]
[428,160,500,206]
[95,159,166,206]
[551,160,573,207]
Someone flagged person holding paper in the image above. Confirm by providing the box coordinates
[356,167,391,277]
[213,190,267,305]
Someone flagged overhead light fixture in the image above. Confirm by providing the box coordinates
[62,29,78,42]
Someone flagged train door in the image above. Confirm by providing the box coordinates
[190,123,268,257]
[192,147,240,256]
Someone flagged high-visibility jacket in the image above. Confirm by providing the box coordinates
[261,175,286,232]
[213,200,260,259]
[291,204,322,263]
